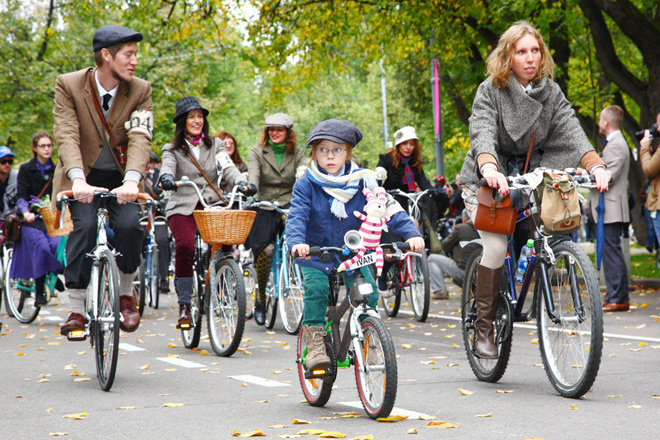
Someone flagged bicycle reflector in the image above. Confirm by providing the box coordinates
[311,369,326,376]
[67,330,85,340]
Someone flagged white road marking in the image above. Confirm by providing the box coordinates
[45,316,64,322]
[39,309,51,315]
[395,309,660,343]
[339,401,429,419]
[229,375,291,387]
[156,357,206,368]
[119,343,146,352]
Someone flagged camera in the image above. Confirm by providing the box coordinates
[635,123,659,142]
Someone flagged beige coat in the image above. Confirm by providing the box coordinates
[640,136,660,212]
[247,144,305,205]
[52,67,152,197]
[589,131,630,223]
[160,137,242,218]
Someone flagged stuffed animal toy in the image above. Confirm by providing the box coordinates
[338,187,390,275]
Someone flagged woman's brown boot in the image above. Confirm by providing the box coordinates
[474,264,503,359]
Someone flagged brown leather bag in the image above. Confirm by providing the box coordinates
[474,186,517,235]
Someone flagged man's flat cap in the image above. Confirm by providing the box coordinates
[307,119,363,147]
[93,25,143,52]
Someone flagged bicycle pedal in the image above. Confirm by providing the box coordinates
[304,368,328,379]
[177,322,192,330]
[66,330,88,341]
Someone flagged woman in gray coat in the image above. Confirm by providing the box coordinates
[459,21,611,359]
[159,97,253,327]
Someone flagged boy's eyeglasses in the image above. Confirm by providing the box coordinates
[0,159,13,165]
[317,147,348,157]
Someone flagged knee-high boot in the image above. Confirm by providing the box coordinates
[474,264,503,359]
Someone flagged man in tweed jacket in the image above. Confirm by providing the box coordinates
[53,25,152,338]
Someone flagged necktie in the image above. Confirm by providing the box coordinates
[102,93,112,111]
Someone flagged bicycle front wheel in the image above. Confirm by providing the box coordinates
[461,249,512,383]
[407,253,430,322]
[354,317,397,419]
[381,264,401,318]
[536,240,603,398]
[278,252,304,335]
[4,250,40,324]
[95,248,121,391]
[208,258,246,357]
[296,328,335,407]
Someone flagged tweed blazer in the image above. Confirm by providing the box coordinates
[160,137,242,218]
[52,67,152,198]
[459,75,595,187]
[247,144,305,206]
[589,132,630,223]
[639,138,660,212]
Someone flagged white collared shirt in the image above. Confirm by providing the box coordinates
[95,70,119,110]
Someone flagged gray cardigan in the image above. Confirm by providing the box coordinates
[459,75,595,186]
[160,137,242,218]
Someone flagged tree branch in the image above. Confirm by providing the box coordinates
[36,0,55,62]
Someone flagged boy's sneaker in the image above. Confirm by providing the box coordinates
[377,275,393,298]
[303,325,331,371]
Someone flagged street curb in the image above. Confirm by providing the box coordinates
[631,277,660,290]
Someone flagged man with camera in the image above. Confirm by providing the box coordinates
[640,111,660,268]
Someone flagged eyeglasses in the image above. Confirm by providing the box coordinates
[317,147,348,157]
[37,143,53,149]
[0,159,13,165]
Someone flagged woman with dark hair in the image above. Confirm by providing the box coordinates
[159,96,253,327]
[216,131,247,192]
[246,112,306,325]
[10,131,63,306]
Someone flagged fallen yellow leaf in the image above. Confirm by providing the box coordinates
[629,404,642,409]
[273,370,283,374]
[422,421,459,429]
[292,419,311,425]
[62,413,87,420]
[49,433,68,437]
[401,344,412,349]
[319,432,346,438]
[347,437,373,440]
[165,354,179,358]
[140,364,150,370]
[418,414,436,420]
[162,403,184,407]
[168,343,177,348]
[421,360,435,365]
[459,389,474,396]
[570,404,578,410]
[118,406,137,410]
[297,429,325,435]
[268,425,288,428]
[231,429,266,437]
[607,395,623,398]
[530,338,539,344]
[199,350,209,355]
[73,378,91,382]
[475,413,492,418]
[16,352,25,356]
[377,415,408,422]
[407,428,418,434]
[45,408,54,413]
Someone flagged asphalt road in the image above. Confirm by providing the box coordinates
[2,280,659,440]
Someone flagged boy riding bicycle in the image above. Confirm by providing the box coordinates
[286,119,423,372]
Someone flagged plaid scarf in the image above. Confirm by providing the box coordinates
[306,161,376,219]
[185,132,204,146]
[401,156,416,191]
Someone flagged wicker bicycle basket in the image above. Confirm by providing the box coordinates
[192,209,256,245]
[40,207,74,237]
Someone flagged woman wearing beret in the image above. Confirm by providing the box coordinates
[10,131,63,306]
[459,21,609,359]
[159,96,253,328]
[246,113,306,325]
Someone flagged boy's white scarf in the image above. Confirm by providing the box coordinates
[306,160,377,219]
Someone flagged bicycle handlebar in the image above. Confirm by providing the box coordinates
[174,176,252,209]
[303,241,411,261]
[55,190,153,230]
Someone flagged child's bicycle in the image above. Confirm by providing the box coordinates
[296,240,408,419]
[461,171,603,398]
[175,177,255,357]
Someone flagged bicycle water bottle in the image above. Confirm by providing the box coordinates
[515,239,535,283]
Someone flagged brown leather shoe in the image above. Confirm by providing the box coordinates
[602,302,630,312]
[61,313,86,339]
[119,295,140,332]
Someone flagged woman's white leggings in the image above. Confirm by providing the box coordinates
[469,208,507,269]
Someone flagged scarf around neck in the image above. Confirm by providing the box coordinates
[268,139,286,167]
[306,160,376,219]
[185,132,205,146]
[401,156,416,191]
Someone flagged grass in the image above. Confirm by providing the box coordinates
[586,243,660,279]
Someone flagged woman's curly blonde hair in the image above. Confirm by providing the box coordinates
[486,21,554,89]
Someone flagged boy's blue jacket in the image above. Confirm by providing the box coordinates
[286,166,420,274]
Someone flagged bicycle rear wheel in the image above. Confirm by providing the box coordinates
[181,266,203,349]
[536,240,602,398]
[297,328,335,407]
[4,250,40,324]
[278,252,304,335]
[208,258,246,357]
[244,265,257,320]
[264,271,278,329]
[408,253,430,322]
[381,264,401,318]
[95,248,120,391]
[461,249,512,383]
[354,317,398,419]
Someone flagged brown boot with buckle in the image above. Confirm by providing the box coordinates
[119,295,140,332]
[474,264,503,359]
[61,313,86,340]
